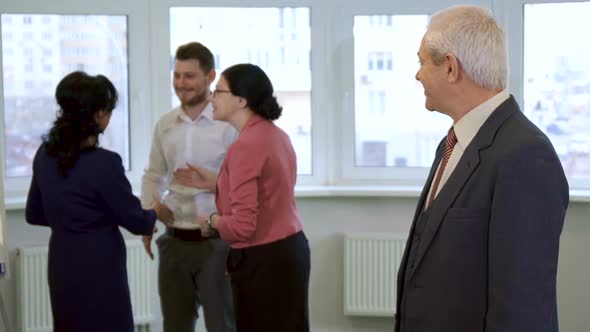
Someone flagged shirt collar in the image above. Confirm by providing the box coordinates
[453,89,509,150]
[176,102,215,123]
[159,102,215,132]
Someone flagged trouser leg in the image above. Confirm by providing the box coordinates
[157,234,212,332]
[229,232,310,332]
[197,238,235,332]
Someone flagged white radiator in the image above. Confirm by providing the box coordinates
[344,233,407,317]
[16,239,154,332]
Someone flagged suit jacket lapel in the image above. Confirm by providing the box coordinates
[397,137,445,301]
[416,139,446,217]
[406,96,519,280]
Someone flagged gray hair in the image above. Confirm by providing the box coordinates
[425,5,507,90]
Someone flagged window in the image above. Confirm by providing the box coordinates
[524,2,590,180]
[368,52,393,71]
[3,0,587,203]
[1,14,130,177]
[353,15,450,169]
[368,90,386,114]
[278,8,285,28]
[369,15,393,27]
[214,54,221,69]
[170,7,312,175]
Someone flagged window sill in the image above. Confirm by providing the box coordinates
[5,187,590,211]
[294,185,423,197]
[295,185,590,203]
[5,196,27,211]
[296,186,590,203]
[569,190,590,203]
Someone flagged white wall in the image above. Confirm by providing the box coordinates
[2,197,589,332]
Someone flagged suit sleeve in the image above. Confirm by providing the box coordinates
[25,169,49,227]
[486,141,568,332]
[216,141,263,243]
[99,152,156,236]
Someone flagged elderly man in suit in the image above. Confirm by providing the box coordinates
[395,5,569,332]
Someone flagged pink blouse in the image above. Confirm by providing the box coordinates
[215,115,303,248]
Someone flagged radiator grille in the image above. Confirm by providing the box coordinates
[17,239,154,332]
[344,233,407,317]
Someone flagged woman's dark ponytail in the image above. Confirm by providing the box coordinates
[42,71,118,176]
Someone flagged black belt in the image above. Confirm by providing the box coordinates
[166,227,219,242]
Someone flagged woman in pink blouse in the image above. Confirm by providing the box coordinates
[191,63,310,331]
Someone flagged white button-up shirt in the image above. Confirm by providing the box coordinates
[427,90,510,206]
[141,103,237,225]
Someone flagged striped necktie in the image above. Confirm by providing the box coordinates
[427,127,457,207]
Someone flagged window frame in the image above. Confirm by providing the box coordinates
[498,0,590,190]
[149,0,325,185]
[2,0,590,209]
[0,0,152,206]
[335,0,493,185]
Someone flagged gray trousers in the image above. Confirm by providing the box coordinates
[156,233,235,332]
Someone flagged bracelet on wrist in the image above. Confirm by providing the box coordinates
[207,212,218,229]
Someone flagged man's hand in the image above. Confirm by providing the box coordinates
[174,163,218,192]
[142,226,158,260]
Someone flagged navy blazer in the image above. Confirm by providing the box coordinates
[395,96,569,332]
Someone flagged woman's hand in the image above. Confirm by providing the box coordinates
[153,195,174,226]
[174,163,218,192]
[198,212,219,237]
[198,215,212,237]
[142,226,158,260]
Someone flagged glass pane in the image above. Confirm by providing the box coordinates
[1,14,130,177]
[354,15,450,168]
[0,212,4,246]
[524,3,590,178]
[170,7,312,175]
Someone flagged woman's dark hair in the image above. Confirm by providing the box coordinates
[42,71,118,175]
[221,63,283,120]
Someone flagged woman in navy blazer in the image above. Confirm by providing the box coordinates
[26,71,173,332]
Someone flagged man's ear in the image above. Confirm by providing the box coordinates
[445,53,461,83]
[208,70,217,84]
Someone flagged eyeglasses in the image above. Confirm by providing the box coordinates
[212,89,232,97]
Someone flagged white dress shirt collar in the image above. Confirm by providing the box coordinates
[453,89,510,150]
[161,103,215,132]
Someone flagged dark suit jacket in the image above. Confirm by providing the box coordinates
[26,146,156,332]
[395,96,569,332]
